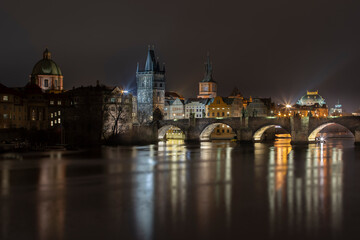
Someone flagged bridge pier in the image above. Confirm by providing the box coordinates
[237,128,253,142]
[355,130,360,145]
[290,117,310,144]
[185,127,201,142]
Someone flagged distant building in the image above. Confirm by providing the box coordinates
[198,54,217,99]
[164,98,185,120]
[292,90,328,117]
[136,46,166,122]
[0,83,27,129]
[297,90,326,106]
[330,100,343,116]
[165,91,184,101]
[246,98,274,117]
[184,98,208,118]
[30,48,64,92]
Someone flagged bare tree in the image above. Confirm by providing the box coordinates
[102,91,132,139]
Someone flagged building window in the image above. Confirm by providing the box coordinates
[222,112,225,116]
[2,95,8,101]
[217,112,220,117]
[57,101,61,105]
[110,98,115,103]
[50,100,54,105]
[44,79,49,87]
[160,83,162,87]
[3,114,8,119]
[51,113,53,118]
[31,110,36,121]
[55,120,57,124]
[58,118,61,124]
[54,112,57,117]
[51,121,53,126]
[55,80,58,88]
[58,111,61,115]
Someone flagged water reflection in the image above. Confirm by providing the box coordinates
[0,139,351,239]
[37,153,66,240]
[265,139,343,237]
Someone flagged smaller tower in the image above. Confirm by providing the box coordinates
[198,53,217,98]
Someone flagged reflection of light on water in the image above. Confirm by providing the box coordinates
[134,172,154,240]
[267,139,343,236]
[37,158,66,240]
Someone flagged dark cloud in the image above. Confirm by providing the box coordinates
[1,0,360,110]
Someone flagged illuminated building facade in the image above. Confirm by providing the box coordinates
[292,91,328,117]
[164,98,185,120]
[330,100,343,116]
[184,98,209,118]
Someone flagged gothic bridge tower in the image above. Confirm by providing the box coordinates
[136,46,166,121]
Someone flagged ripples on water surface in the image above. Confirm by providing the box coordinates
[1,139,360,239]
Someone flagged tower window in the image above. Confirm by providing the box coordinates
[2,95,8,101]
[44,79,49,87]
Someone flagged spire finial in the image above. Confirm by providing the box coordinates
[43,48,51,59]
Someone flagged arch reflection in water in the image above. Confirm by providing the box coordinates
[266,139,343,236]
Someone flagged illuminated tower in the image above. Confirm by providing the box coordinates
[136,46,166,121]
[198,53,217,98]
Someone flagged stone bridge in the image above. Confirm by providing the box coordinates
[156,116,360,144]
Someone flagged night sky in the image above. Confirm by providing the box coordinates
[1,0,360,111]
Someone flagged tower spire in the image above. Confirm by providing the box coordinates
[145,45,156,71]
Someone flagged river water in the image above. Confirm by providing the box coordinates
[1,139,360,239]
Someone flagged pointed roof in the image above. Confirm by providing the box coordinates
[145,46,157,71]
[201,53,216,83]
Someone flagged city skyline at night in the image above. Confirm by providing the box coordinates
[1,1,360,111]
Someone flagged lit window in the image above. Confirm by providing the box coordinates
[50,100,54,105]
[57,101,61,105]
[3,96,8,101]
[51,113,53,118]
[54,120,57,124]
[3,114,8,119]
[58,118,61,124]
[58,111,61,115]
[51,121,53,126]
[54,112,57,117]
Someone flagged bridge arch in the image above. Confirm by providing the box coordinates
[200,123,236,141]
[253,125,290,142]
[158,125,185,140]
[308,122,354,142]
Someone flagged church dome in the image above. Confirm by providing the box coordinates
[297,91,326,106]
[31,49,62,76]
